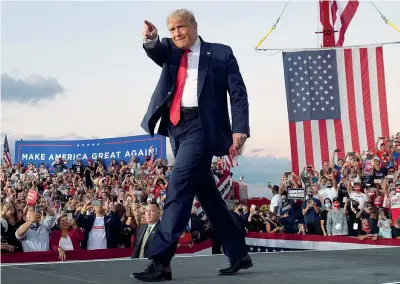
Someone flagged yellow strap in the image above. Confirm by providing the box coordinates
[386,20,400,32]
[255,26,276,49]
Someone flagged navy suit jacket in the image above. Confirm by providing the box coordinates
[131,221,160,258]
[141,36,250,156]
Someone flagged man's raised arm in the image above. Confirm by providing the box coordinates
[142,20,167,67]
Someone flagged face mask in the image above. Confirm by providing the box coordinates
[307,193,313,199]
[326,184,333,188]
[325,203,331,209]
[333,203,340,208]
[362,225,370,232]
[354,187,361,192]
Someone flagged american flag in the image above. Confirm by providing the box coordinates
[320,0,359,46]
[283,46,389,174]
[2,135,12,165]
[224,146,239,171]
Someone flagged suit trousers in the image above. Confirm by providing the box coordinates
[146,110,248,265]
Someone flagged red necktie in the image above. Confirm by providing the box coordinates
[170,49,190,126]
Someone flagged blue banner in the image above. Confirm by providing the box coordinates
[14,134,167,168]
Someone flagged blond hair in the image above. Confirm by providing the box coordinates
[166,9,197,27]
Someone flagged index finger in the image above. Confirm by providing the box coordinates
[144,20,153,28]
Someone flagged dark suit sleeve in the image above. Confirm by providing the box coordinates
[131,225,144,258]
[226,47,250,138]
[76,212,92,231]
[143,36,168,68]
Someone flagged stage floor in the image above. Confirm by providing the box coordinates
[2,248,400,284]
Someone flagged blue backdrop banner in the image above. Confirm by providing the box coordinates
[14,134,167,168]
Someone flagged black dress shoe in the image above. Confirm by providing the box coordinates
[218,254,253,275]
[132,262,172,282]
[130,262,154,278]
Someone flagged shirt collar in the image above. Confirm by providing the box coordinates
[148,220,159,229]
[189,36,201,53]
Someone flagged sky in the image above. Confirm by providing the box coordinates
[1,1,400,192]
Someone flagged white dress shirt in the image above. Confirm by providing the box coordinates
[146,222,156,234]
[144,36,201,107]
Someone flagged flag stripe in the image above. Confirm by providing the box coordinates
[326,119,337,161]
[334,119,345,159]
[289,122,300,174]
[312,120,322,170]
[352,48,368,152]
[359,48,375,150]
[367,47,382,142]
[344,49,360,153]
[303,121,314,167]
[336,49,352,155]
[331,1,338,24]
[335,0,360,46]
[376,46,390,138]
[296,122,306,172]
[317,120,329,167]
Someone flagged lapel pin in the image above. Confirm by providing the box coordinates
[207,52,211,55]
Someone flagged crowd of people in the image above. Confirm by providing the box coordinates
[244,134,400,240]
[0,147,213,259]
[1,134,400,260]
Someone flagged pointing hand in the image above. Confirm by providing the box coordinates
[142,20,158,40]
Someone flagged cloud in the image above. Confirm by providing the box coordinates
[1,73,65,103]
[250,148,267,154]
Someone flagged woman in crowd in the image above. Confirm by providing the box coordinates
[358,218,378,240]
[1,202,23,253]
[377,209,392,238]
[50,214,84,261]
[320,198,332,236]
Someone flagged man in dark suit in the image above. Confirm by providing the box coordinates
[131,202,161,259]
[132,9,252,282]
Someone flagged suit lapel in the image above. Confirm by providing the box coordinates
[169,44,182,82]
[144,222,159,248]
[197,38,212,100]
[138,225,147,246]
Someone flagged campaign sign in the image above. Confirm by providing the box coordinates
[287,188,306,200]
[14,134,166,168]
